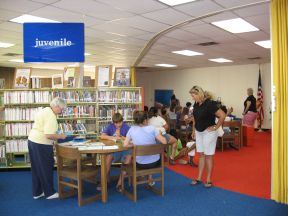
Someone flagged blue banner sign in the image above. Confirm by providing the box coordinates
[24,23,84,62]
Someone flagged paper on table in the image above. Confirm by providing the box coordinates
[103,145,118,150]
[78,146,103,151]
[89,142,105,146]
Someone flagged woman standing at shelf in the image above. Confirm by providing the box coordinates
[28,97,67,200]
[100,113,131,185]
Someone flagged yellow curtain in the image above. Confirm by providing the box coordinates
[271,0,288,204]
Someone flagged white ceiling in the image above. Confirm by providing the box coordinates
[0,0,271,71]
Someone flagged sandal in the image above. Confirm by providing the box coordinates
[116,185,123,193]
[204,182,213,188]
[190,179,201,185]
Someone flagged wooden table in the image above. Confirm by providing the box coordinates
[78,139,130,203]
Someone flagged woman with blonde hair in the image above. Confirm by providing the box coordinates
[189,86,225,188]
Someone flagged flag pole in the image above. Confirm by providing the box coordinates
[257,64,264,132]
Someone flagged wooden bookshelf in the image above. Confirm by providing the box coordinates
[0,87,143,169]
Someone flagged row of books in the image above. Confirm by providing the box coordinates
[5,139,28,153]
[4,107,43,121]
[5,123,33,136]
[0,145,5,158]
[4,91,50,104]
[58,122,87,134]
[52,91,95,102]
[98,91,140,102]
[2,90,141,104]
[98,106,136,120]
[58,106,95,118]
[31,78,41,89]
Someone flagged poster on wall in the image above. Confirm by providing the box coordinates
[64,67,76,87]
[114,67,130,86]
[96,65,112,87]
[14,68,31,88]
[52,74,63,88]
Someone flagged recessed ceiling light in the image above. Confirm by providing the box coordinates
[0,42,15,48]
[158,0,197,6]
[9,59,24,63]
[172,50,203,56]
[254,40,271,49]
[209,58,232,63]
[155,63,177,68]
[10,14,59,24]
[84,53,91,56]
[67,64,78,67]
[107,32,126,37]
[211,18,259,33]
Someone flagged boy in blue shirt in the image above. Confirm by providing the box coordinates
[100,113,131,184]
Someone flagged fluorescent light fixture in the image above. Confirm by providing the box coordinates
[158,0,197,6]
[10,14,59,24]
[84,53,91,56]
[211,18,259,33]
[155,63,177,68]
[107,40,126,45]
[9,59,24,63]
[0,42,15,48]
[254,40,271,49]
[209,58,232,63]
[107,32,126,37]
[84,64,95,68]
[172,50,203,56]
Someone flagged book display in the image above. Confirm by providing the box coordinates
[0,87,142,168]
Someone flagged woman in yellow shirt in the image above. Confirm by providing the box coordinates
[28,97,67,200]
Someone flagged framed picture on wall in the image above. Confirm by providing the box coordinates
[95,65,112,87]
[64,67,78,88]
[14,68,31,88]
[0,79,5,89]
[114,67,130,86]
[52,74,64,88]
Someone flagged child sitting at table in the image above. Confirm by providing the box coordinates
[116,110,167,192]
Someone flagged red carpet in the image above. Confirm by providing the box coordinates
[167,130,271,199]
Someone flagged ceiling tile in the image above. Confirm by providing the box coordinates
[53,0,134,21]
[96,0,168,14]
[174,0,224,17]
[0,0,45,13]
[142,8,192,25]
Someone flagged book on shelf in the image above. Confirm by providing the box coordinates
[6,139,28,153]
[5,123,33,136]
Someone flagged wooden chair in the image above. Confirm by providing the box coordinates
[56,144,100,206]
[221,121,242,151]
[121,144,165,202]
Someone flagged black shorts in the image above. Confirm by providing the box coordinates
[136,158,161,169]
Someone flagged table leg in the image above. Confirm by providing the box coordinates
[101,154,107,203]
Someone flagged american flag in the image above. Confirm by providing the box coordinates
[257,70,264,128]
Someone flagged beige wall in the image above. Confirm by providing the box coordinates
[136,63,271,129]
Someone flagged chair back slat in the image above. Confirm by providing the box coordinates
[56,144,80,160]
[134,144,164,156]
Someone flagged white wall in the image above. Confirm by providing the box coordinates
[136,63,271,129]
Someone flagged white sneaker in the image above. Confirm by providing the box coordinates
[46,192,59,200]
[33,192,44,199]
[148,181,155,186]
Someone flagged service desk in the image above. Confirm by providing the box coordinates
[75,139,130,203]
